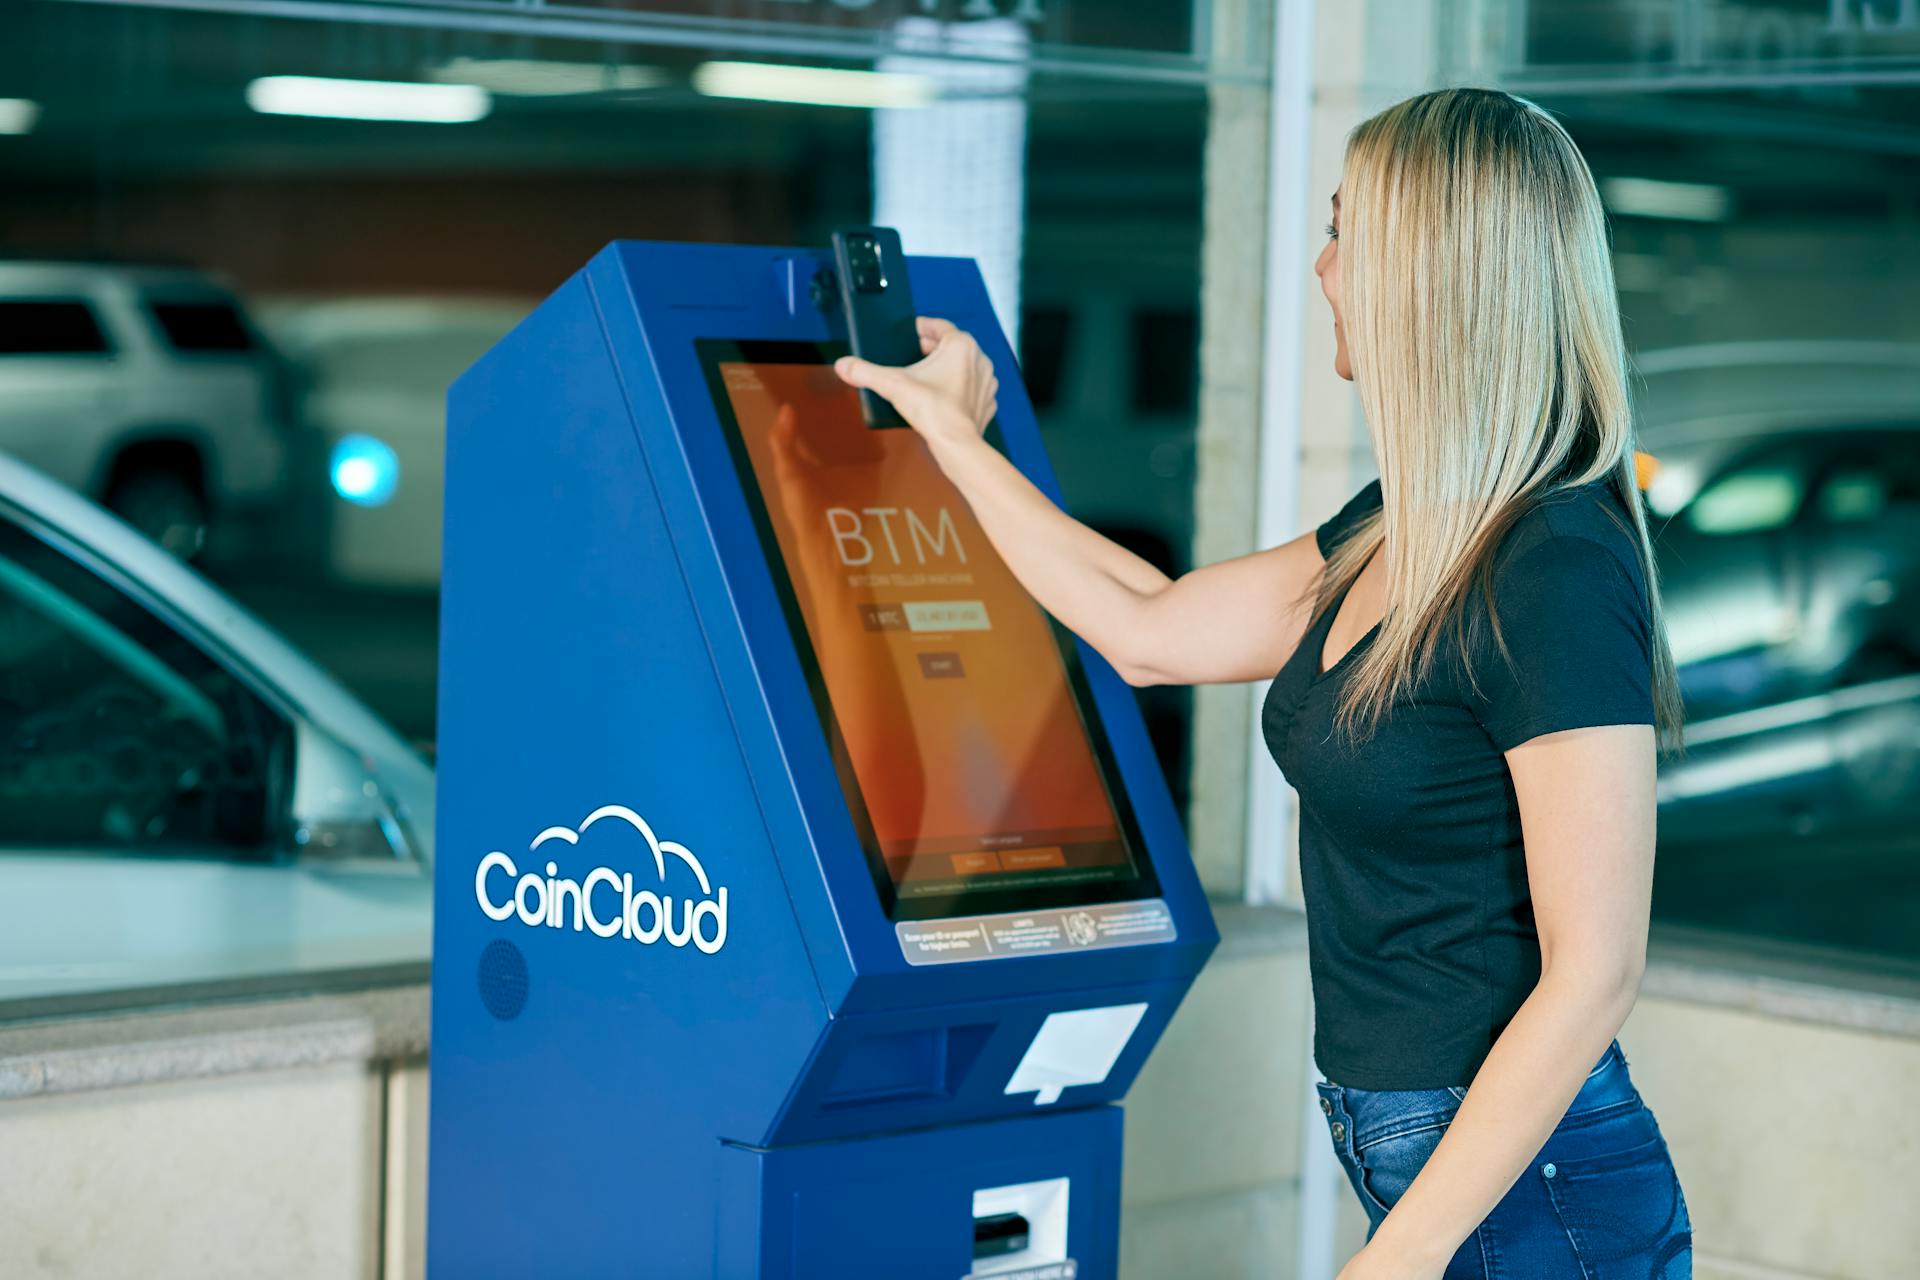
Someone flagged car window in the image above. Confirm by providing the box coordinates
[142,295,257,354]
[0,516,292,857]
[0,298,114,356]
[1685,459,1807,535]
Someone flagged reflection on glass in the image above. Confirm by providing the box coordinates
[1686,467,1802,536]
[1547,75,1920,966]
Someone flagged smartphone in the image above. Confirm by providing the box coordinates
[831,226,920,428]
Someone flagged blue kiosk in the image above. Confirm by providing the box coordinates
[429,241,1217,1279]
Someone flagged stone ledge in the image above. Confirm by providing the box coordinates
[1644,926,1920,1039]
[0,985,428,1102]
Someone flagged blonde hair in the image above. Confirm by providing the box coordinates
[1319,87,1684,750]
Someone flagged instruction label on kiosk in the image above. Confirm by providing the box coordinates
[897,899,1176,966]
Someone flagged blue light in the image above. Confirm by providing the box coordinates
[330,434,400,507]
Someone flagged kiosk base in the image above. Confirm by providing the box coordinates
[717,1105,1122,1279]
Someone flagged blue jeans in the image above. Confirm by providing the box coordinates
[1315,1040,1693,1278]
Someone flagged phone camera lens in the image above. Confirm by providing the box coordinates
[847,237,886,292]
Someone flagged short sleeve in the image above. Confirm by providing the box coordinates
[1469,535,1655,752]
[1315,479,1383,558]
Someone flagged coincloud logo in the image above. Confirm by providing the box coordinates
[474,805,727,955]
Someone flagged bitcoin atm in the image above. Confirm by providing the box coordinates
[429,241,1217,1279]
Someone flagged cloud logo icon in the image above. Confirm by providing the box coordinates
[475,805,727,954]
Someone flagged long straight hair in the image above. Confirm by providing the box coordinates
[1319,87,1684,751]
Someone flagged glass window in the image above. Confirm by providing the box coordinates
[0,517,291,856]
[0,299,113,356]
[143,296,257,353]
[0,3,1213,804]
[1511,47,1920,968]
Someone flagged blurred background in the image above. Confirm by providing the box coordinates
[0,0,1915,1277]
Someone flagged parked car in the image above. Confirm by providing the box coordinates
[257,295,528,587]
[1635,343,1920,850]
[0,451,431,1016]
[0,260,295,560]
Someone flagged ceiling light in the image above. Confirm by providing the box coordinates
[246,76,491,124]
[426,58,667,97]
[692,62,934,110]
[0,99,41,135]
[1600,177,1735,223]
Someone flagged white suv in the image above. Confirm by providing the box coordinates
[0,260,292,558]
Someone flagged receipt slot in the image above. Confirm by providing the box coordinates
[429,242,1218,1279]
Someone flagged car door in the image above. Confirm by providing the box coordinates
[0,506,431,1016]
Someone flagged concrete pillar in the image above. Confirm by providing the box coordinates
[1185,0,1278,895]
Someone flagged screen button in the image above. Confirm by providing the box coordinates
[999,847,1067,871]
[951,850,1003,876]
[918,651,966,679]
[902,599,991,632]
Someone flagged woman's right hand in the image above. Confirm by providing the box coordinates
[833,317,999,452]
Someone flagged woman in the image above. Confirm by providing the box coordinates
[835,88,1692,1278]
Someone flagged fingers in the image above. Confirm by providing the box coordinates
[837,355,894,391]
[834,355,924,413]
[916,316,958,342]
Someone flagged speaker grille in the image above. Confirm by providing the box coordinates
[477,938,529,1021]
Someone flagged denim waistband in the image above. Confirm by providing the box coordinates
[1561,1038,1635,1116]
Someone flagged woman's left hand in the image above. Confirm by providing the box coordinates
[832,316,998,452]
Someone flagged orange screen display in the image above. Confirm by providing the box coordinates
[711,351,1146,913]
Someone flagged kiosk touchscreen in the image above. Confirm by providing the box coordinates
[429,241,1217,1280]
[703,342,1158,922]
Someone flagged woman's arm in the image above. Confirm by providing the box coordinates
[836,317,1325,686]
[1342,722,1657,1279]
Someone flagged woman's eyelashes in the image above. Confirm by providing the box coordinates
[1325,223,1339,241]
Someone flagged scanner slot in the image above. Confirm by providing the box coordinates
[972,1211,1031,1261]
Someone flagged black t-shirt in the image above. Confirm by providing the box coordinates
[1262,477,1656,1090]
